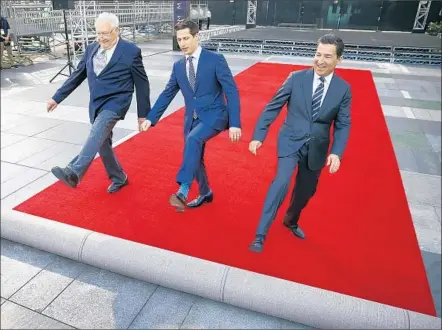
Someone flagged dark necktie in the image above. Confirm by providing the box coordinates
[187,56,197,119]
[311,76,325,120]
[187,56,196,90]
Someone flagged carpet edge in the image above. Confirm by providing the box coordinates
[1,209,440,328]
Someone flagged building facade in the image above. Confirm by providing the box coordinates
[208,0,442,32]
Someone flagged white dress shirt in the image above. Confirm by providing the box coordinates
[185,45,202,80]
[312,71,333,107]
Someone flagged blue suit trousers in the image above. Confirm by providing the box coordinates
[176,118,220,195]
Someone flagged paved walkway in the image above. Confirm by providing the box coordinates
[1,39,440,328]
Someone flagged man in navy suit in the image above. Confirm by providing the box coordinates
[141,19,241,212]
[248,34,352,252]
[47,12,150,193]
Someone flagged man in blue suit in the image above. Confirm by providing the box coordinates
[248,34,352,252]
[47,12,150,193]
[141,19,241,212]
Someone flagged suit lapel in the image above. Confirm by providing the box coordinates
[99,39,125,76]
[180,57,193,92]
[303,68,314,116]
[193,48,206,92]
[89,43,100,77]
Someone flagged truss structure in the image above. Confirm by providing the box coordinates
[2,0,174,64]
[246,0,257,25]
[413,0,432,30]
[1,0,14,17]
[68,0,174,65]
[1,0,53,17]
[69,1,98,65]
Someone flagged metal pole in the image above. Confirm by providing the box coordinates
[337,1,342,30]
[299,0,304,24]
[376,0,384,31]
[63,9,72,75]
[49,9,75,83]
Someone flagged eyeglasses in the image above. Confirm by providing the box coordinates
[96,28,116,37]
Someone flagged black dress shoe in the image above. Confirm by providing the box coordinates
[283,222,305,239]
[107,177,129,194]
[187,191,213,208]
[169,192,187,212]
[51,166,78,188]
[249,235,265,253]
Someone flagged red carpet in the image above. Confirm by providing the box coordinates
[15,63,436,316]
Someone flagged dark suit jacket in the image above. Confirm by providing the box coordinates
[0,16,10,43]
[53,38,151,123]
[252,68,352,170]
[147,48,240,135]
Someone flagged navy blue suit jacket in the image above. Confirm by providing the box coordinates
[53,39,151,123]
[147,48,240,134]
[252,68,351,170]
[0,16,10,42]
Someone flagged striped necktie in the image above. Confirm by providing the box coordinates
[187,56,198,119]
[187,56,196,90]
[311,76,325,120]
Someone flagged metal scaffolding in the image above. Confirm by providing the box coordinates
[2,0,174,65]
[413,0,432,30]
[246,0,257,26]
[69,1,98,65]
[1,0,53,17]
[68,1,174,65]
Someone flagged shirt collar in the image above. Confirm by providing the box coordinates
[314,71,333,84]
[186,46,202,61]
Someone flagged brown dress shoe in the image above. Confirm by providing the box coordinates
[169,193,186,212]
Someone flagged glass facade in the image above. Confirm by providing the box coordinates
[208,0,442,32]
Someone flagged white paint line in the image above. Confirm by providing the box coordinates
[401,90,411,99]
[112,131,138,147]
[399,65,410,74]
[402,106,416,119]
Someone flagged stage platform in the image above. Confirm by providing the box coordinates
[210,27,441,48]
[201,27,442,66]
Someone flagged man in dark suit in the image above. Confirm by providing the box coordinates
[248,34,352,252]
[47,12,151,193]
[0,15,15,69]
[141,19,241,212]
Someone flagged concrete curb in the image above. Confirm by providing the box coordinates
[2,209,441,329]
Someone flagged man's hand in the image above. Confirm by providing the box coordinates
[327,154,341,173]
[46,99,58,112]
[249,140,263,155]
[140,119,152,132]
[138,118,146,132]
[229,127,241,143]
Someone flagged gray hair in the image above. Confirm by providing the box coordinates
[95,12,119,29]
